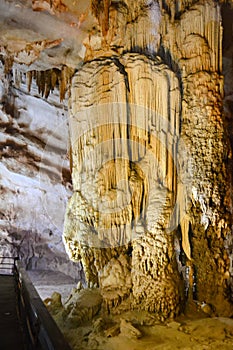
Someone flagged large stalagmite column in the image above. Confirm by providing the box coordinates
[64,0,233,319]
[159,0,233,315]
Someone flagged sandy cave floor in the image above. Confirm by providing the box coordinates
[28,270,233,350]
[53,310,233,350]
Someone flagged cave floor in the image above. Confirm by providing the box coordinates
[28,269,77,304]
[0,275,25,350]
[58,314,233,350]
[47,287,233,350]
[26,273,233,350]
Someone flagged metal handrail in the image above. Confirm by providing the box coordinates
[0,256,72,350]
[0,256,19,274]
[15,261,72,350]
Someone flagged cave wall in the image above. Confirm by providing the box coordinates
[0,63,82,279]
[63,0,233,319]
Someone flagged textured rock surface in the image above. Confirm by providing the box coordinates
[63,0,233,320]
[0,0,233,326]
[159,0,233,315]
[0,62,81,278]
[0,0,94,71]
[64,51,184,318]
[48,287,233,350]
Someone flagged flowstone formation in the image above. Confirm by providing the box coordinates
[64,0,183,319]
[64,51,183,317]
[64,0,233,321]
[159,0,233,315]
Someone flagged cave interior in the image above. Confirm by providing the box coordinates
[1,0,233,349]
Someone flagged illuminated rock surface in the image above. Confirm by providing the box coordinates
[48,287,233,350]
[63,0,233,319]
[0,0,233,349]
[0,61,81,278]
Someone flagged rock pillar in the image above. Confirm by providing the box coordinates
[64,0,233,319]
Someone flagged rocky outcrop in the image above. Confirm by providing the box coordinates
[63,0,233,320]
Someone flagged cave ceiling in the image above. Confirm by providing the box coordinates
[0,0,233,73]
[0,0,95,72]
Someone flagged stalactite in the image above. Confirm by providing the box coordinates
[26,71,33,93]
[44,69,51,99]
[23,67,74,100]
[59,66,65,102]
[39,70,45,97]
[12,68,22,89]
[51,69,58,90]
[3,56,14,74]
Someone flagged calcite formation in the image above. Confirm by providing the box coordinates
[63,0,233,320]
[0,0,233,323]
[64,50,183,318]
[159,0,233,314]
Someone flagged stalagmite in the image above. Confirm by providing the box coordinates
[63,0,233,320]
[159,0,233,314]
[64,0,183,320]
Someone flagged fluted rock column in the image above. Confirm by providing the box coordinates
[63,0,184,319]
[64,0,233,319]
[159,0,233,315]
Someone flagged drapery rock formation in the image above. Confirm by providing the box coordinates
[63,0,233,320]
[159,0,233,315]
[64,50,183,318]
[0,0,233,322]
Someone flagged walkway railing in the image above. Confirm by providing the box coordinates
[0,256,19,275]
[0,256,72,350]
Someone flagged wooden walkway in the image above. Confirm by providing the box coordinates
[0,275,26,350]
[0,259,72,350]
